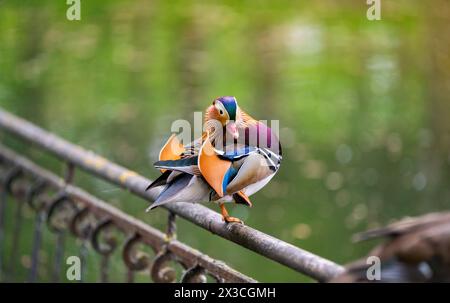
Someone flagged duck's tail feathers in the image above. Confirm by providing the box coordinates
[146,174,193,211]
[154,157,200,175]
[146,170,172,191]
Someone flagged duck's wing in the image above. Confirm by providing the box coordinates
[154,156,200,175]
[147,134,200,192]
[180,133,206,158]
[153,131,211,174]
[145,169,172,190]
[147,174,211,210]
[147,134,213,209]
[217,145,258,161]
[158,133,206,162]
[198,120,283,200]
[224,150,276,195]
[221,118,282,197]
[157,134,185,172]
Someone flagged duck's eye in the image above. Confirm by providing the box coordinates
[219,109,224,115]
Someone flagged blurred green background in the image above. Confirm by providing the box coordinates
[0,0,449,282]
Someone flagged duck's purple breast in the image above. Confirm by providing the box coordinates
[242,121,282,156]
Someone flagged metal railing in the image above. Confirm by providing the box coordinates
[0,107,345,282]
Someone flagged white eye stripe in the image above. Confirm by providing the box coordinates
[215,102,227,116]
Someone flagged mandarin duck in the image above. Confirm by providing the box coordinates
[146,96,282,223]
[330,212,450,282]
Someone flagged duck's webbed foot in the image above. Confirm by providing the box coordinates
[220,203,244,224]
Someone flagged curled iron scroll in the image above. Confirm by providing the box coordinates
[150,245,190,283]
[91,218,119,283]
[91,218,118,256]
[180,264,208,283]
[122,233,151,271]
[3,166,23,194]
[46,193,78,233]
[26,180,47,211]
[150,248,178,283]
[69,207,92,239]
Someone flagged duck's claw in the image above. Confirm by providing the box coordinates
[219,203,244,224]
[222,215,244,224]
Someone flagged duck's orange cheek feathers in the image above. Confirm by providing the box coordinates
[205,106,227,125]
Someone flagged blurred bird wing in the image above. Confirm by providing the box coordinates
[353,212,450,242]
[199,132,231,197]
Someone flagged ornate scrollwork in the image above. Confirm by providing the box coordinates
[69,207,92,239]
[3,166,22,194]
[46,193,78,233]
[91,218,118,255]
[91,218,120,282]
[26,179,48,211]
[150,246,188,283]
[122,233,151,271]
[45,192,78,282]
[180,264,208,283]
[149,210,188,283]
[0,155,257,283]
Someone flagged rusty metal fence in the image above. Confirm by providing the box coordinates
[0,107,345,283]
